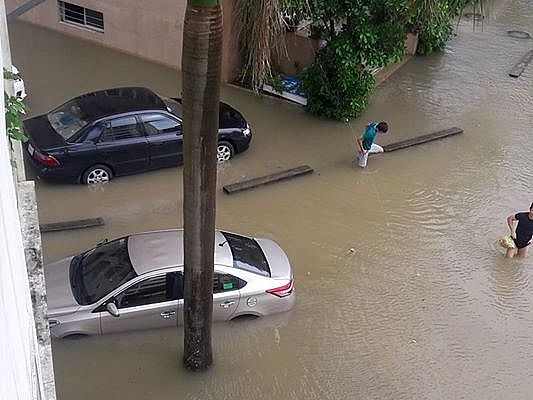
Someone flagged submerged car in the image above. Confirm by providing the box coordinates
[45,229,295,338]
[23,87,252,184]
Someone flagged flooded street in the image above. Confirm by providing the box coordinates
[8,0,533,398]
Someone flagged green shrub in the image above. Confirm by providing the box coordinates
[283,0,474,120]
[412,1,454,55]
[3,68,27,142]
[302,35,376,121]
[265,75,285,94]
[301,12,406,121]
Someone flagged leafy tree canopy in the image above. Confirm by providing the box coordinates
[289,0,482,119]
[235,0,485,120]
[296,0,407,120]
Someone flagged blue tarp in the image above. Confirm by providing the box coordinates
[281,76,307,98]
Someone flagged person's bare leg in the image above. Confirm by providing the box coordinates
[505,247,517,258]
[517,246,529,258]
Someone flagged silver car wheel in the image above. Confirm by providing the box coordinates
[83,165,112,184]
[217,142,234,163]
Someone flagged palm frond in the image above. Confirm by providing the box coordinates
[235,0,287,92]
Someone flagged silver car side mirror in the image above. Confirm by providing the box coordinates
[106,302,120,317]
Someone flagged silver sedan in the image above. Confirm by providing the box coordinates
[45,229,295,338]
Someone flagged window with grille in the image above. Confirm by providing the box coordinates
[58,1,104,32]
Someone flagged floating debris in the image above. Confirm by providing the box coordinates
[507,30,531,39]
[463,12,484,21]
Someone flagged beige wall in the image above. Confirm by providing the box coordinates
[276,32,419,77]
[275,32,319,77]
[5,0,239,82]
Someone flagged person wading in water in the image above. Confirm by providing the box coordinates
[505,202,533,258]
[355,121,388,168]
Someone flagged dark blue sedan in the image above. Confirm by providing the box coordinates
[23,87,252,184]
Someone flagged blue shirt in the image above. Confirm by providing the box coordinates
[362,122,377,150]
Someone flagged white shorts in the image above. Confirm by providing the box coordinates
[356,143,383,167]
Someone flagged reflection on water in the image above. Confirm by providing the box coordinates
[8,0,533,398]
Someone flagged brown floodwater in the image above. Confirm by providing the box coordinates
[8,0,533,398]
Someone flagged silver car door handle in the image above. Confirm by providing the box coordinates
[160,310,176,319]
[220,301,235,309]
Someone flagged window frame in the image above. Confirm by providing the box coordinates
[213,272,247,294]
[140,112,182,137]
[99,116,144,142]
[58,1,104,32]
[115,272,182,309]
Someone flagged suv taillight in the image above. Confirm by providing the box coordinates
[266,280,294,298]
[34,150,60,167]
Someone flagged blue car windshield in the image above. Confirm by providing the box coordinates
[47,99,90,140]
[70,237,137,305]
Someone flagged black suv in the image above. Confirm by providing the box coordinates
[23,87,252,184]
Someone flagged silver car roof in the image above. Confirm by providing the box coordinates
[127,229,233,275]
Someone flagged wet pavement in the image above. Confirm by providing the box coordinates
[8,0,533,398]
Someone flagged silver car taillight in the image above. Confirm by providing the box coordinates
[266,280,294,298]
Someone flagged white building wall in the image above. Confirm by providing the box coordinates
[0,75,41,400]
[0,2,42,399]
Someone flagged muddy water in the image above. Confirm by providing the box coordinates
[9,0,533,398]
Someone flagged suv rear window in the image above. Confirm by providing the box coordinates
[221,232,270,277]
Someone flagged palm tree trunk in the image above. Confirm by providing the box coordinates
[181,0,222,370]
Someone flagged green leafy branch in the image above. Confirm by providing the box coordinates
[3,67,28,142]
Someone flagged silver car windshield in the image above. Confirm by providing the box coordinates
[47,99,90,140]
[70,237,137,305]
[221,232,270,277]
